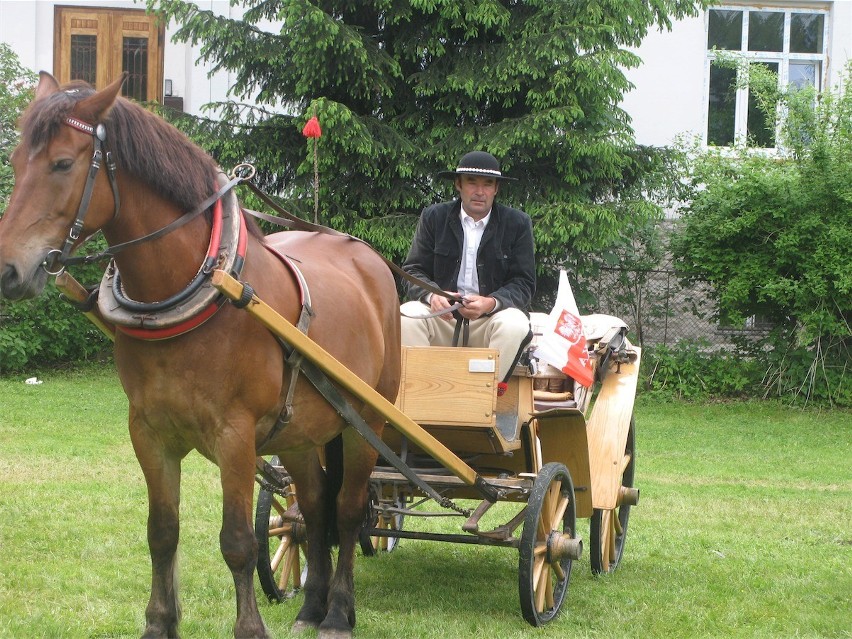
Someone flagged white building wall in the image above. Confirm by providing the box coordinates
[621,14,708,146]
[826,0,852,84]
[622,1,852,147]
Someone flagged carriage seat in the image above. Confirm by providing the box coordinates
[389,346,527,454]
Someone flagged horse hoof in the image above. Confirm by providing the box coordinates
[141,624,179,639]
[291,620,319,634]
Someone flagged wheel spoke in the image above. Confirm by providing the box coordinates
[607,512,617,566]
[291,545,306,588]
[549,494,569,531]
[619,452,633,475]
[532,549,546,584]
[552,559,565,581]
[538,482,567,539]
[544,569,555,610]
[614,508,624,536]
[279,543,296,591]
[270,535,290,572]
[535,560,549,612]
[605,510,616,570]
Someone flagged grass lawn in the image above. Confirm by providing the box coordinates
[0,366,849,638]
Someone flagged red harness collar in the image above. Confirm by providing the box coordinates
[114,197,248,340]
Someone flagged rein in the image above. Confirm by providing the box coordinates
[49,114,459,315]
[240,180,464,312]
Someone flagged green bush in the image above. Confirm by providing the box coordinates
[671,62,851,406]
[641,341,764,401]
[0,43,35,203]
[0,283,111,374]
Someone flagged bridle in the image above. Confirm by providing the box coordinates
[41,114,247,277]
[42,116,121,275]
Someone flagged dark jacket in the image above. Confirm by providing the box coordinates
[402,199,536,311]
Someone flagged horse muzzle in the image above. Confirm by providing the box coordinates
[0,259,49,301]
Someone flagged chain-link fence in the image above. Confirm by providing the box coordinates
[580,266,766,350]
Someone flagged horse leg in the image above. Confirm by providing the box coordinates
[279,449,333,633]
[217,429,269,639]
[318,428,379,639]
[130,415,183,639]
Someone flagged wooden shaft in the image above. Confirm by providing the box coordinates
[54,272,115,341]
[211,269,479,487]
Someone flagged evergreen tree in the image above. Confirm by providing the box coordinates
[149,0,704,304]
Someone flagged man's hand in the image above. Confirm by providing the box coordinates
[430,291,462,321]
[458,294,497,320]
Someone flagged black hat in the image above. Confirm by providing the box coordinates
[437,150,517,181]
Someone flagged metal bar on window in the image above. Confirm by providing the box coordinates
[122,36,148,101]
[70,34,97,85]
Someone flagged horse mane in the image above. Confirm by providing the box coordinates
[20,81,264,238]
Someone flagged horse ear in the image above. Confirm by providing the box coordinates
[73,73,128,123]
[35,72,61,101]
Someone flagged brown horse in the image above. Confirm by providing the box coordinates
[0,73,400,639]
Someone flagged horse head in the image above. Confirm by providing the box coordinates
[0,72,124,300]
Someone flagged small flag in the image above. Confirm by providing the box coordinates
[533,271,594,387]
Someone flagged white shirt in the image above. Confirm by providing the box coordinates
[456,206,490,297]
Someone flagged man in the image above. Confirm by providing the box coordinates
[401,151,536,394]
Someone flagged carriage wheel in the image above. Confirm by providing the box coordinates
[254,457,308,602]
[518,462,579,626]
[359,485,405,556]
[590,416,636,575]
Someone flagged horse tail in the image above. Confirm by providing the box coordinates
[323,434,343,547]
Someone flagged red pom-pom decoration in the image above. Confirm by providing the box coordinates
[302,116,322,139]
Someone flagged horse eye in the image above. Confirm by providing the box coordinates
[52,159,74,172]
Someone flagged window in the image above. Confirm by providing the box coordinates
[54,7,164,103]
[705,5,828,147]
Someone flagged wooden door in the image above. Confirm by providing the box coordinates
[54,6,164,103]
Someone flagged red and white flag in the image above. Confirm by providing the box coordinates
[533,271,594,387]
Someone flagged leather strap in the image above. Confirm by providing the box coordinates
[62,175,243,268]
[241,180,463,306]
[452,316,470,347]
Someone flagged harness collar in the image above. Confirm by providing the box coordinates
[98,176,248,341]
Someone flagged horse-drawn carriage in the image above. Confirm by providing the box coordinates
[0,73,640,637]
[228,271,642,627]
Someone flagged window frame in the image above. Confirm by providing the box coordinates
[703,3,830,148]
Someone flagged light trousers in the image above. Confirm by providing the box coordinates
[400,301,531,382]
